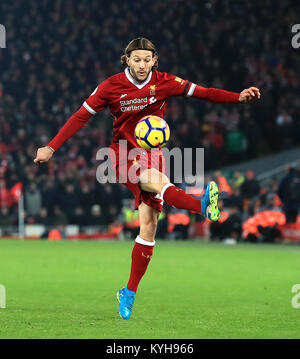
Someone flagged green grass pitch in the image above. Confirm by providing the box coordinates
[0,239,300,339]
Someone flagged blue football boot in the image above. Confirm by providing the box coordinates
[200,181,221,222]
[117,287,136,320]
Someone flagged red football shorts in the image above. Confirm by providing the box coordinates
[109,143,165,212]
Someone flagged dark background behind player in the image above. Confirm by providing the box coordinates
[0,0,299,239]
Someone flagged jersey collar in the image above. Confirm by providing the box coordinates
[125,67,152,89]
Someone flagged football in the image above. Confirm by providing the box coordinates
[135,115,170,150]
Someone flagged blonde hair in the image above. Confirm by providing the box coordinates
[120,37,158,70]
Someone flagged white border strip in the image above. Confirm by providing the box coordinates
[136,235,155,246]
[125,67,152,89]
[83,101,97,115]
[187,83,196,97]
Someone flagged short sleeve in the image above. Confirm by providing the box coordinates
[83,80,109,114]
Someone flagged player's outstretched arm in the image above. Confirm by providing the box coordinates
[33,81,109,164]
[169,73,261,103]
[33,106,93,164]
[191,84,261,103]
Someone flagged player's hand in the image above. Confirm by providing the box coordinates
[34,146,55,164]
[239,87,261,103]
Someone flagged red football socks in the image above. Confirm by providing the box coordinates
[127,237,154,293]
[161,183,202,213]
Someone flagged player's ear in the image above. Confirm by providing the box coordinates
[152,55,158,67]
[126,56,130,67]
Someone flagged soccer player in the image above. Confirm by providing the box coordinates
[34,38,260,319]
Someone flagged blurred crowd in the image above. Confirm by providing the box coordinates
[1,164,300,244]
[207,167,300,243]
[0,0,300,232]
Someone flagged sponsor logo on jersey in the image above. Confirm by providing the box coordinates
[120,97,148,106]
[120,97,157,112]
[149,96,157,104]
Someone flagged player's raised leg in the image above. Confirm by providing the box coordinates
[117,202,159,320]
[139,168,220,221]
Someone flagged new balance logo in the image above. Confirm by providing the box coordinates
[120,94,127,99]
[142,252,152,259]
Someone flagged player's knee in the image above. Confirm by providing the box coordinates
[142,182,165,194]
[139,169,170,194]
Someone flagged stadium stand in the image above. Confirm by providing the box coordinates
[0,0,299,240]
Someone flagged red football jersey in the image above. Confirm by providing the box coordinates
[83,68,195,149]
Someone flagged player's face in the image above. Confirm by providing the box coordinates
[126,50,156,83]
